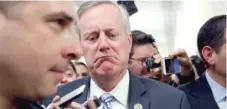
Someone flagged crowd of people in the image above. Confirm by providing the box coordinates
[0,1,225,109]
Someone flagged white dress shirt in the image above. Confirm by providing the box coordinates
[206,71,226,109]
[89,70,129,109]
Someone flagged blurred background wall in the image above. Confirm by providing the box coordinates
[75,0,226,57]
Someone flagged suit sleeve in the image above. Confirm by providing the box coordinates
[180,92,192,109]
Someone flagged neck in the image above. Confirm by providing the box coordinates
[0,94,17,109]
[92,69,127,92]
[208,69,226,88]
[0,77,17,109]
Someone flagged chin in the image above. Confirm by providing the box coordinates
[40,86,57,99]
[93,69,114,78]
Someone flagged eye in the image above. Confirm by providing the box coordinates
[48,18,70,30]
[57,18,69,28]
[86,32,99,43]
[106,31,116,38]
[67,73,73,77]
[82,73,88,77]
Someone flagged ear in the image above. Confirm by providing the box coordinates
[127,32,132,51]
[201,46,216,66]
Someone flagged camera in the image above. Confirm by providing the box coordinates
[117,0,138,16]
[161,58,181,75]
[144,58,161,71]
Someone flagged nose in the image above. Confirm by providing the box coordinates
[98,32,110,52]
[76,75,83,80]
[60,78,68,84]
[61,39,83,61]
[61,28,83,60]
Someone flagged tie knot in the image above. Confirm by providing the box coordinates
[100,93,113,103]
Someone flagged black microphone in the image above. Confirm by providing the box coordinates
[82,96,101,109]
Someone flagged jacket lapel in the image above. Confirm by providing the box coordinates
[189,75,219,109]
[128,72,150,109]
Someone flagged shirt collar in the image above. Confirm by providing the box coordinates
[89,70,129,107]
[205,71,226,102]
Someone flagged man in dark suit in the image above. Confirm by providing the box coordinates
[179,15,226,109]
[42,1,191,109]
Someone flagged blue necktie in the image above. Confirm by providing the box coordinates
[100,93,113,109]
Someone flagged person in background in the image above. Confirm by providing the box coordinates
[75,61,89,80]
[58,61,78,86]
[129,30,196,86]
[190,55,207,79]
[179,15,226,109]
[128,30,161,79]
[42,1,192,109]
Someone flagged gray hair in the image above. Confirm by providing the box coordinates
[76,1,131,38]
[0,1,28,19]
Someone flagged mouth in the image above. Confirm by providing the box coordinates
[50,69,64,74]
[94,56,115,63]
[49,65,68,75]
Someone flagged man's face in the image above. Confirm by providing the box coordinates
[75,63,89,79]
[214,35,226,77]
[79,4,132,78]
[0,2,82,100]
[128,44,159,77]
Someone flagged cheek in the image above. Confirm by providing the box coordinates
[133,68,143,75]
[215,53,226,73]
[82,44,95,64]
[72,73,77,79]
[130,63,142,74]
[113,41,130,56]
[219,54,226,67]
[217,49,226,65]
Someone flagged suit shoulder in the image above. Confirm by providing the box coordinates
[178,77,203,94]
[178,82,192,93]
[138,77,189,108]
[139,77,185,95]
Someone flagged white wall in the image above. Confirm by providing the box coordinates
[74,0,226,57]
[174,0,226,56]
[130,0,226,56]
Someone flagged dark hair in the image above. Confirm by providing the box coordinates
[190,55,206,76]
[197,15,226,67]
[129,30,158,59]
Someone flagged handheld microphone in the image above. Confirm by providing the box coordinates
[82,96,101,109]
[46,84,86,109]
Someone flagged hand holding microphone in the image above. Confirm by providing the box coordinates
[42,85,100,109]
[43,96,98,109]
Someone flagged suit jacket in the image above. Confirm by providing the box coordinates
[179,74,219,109]
[15,99,44,109]
[42,72,191,109]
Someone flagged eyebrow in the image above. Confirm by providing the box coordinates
[133,52,160,60]
[45,11,75,23]
[84,28,116,37]
[84,29,99,37]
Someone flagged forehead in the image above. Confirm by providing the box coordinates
[133,44,159,58]
[79,3,123,31]
[23,1,76,20]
